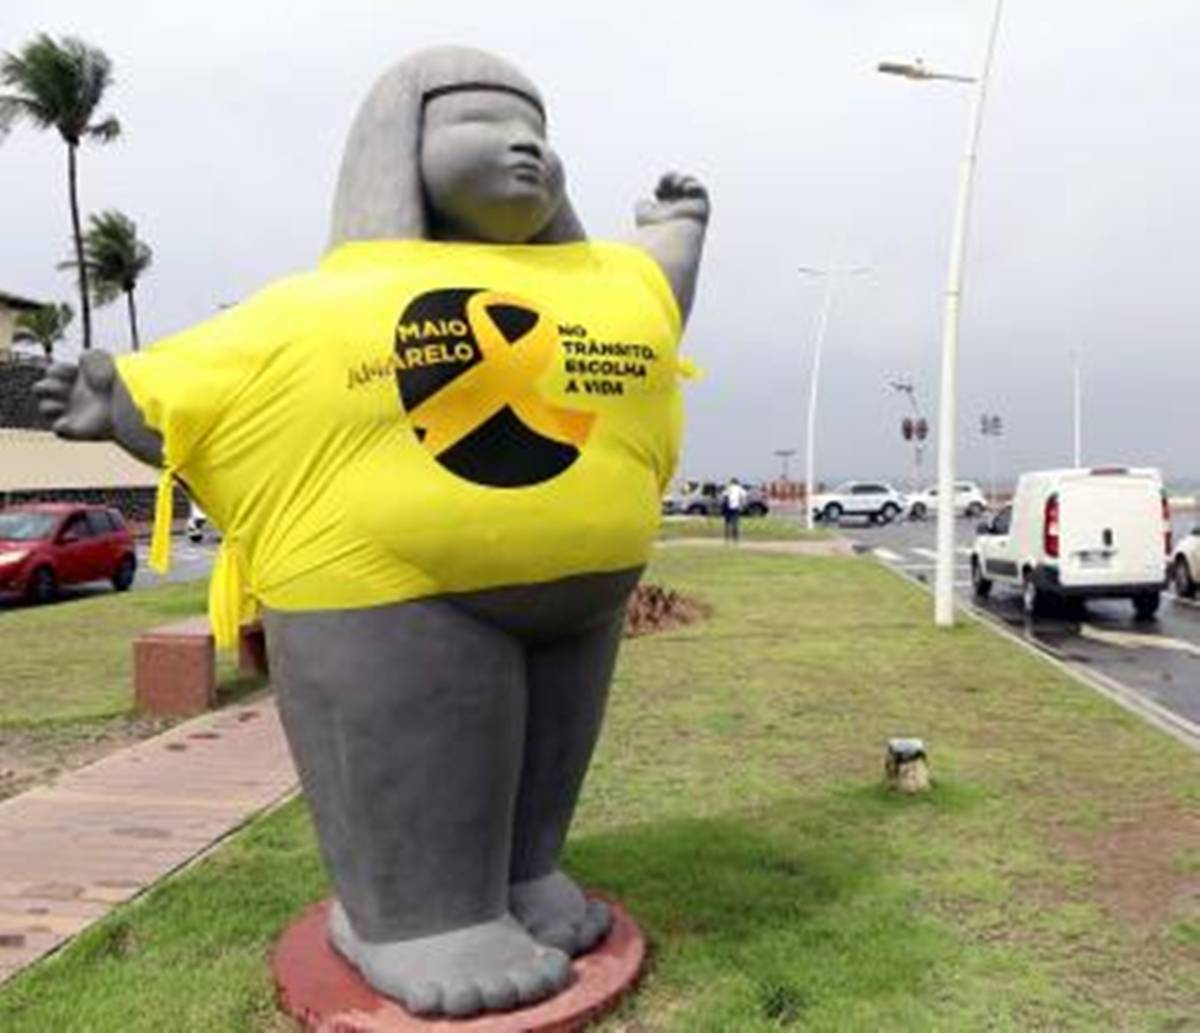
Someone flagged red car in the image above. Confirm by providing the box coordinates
[0,504,137,603]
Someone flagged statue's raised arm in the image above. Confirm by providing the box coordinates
[632,171,710,324]
[32,350,164,466]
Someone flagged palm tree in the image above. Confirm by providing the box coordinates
[0,34,121,351]
[75,210,153,351]
[13,302,73,361]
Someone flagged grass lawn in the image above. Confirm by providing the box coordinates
[0,580,267,799]
[0,581,260,727]
[0,547,1197,1030]
[658,515,828,541]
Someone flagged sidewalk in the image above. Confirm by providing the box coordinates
[0,697,296,985]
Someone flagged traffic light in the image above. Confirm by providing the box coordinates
[902,417,914,441]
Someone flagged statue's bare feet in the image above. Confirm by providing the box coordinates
[328,900,571,1017]
[509,870,612,956]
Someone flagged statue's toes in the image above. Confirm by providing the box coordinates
[530,920,576,955]
[400,980,441,1016]
[579,898,613,952]
[476,972,519,1011]
[441,977,484,1018]
[509,948,571,1006]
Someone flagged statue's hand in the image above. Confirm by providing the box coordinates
[635,172,710,228]
[32,351,117,440]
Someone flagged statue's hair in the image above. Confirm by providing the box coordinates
[328,46,585,248]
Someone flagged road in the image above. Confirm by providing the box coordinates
[0,536,220,613]
[834,512,1200,735]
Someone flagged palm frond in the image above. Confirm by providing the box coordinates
[86,114,120,141]
[79,208,153,304]
[0,33,117,144]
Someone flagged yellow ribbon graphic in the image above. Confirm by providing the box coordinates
[407,291,594,456]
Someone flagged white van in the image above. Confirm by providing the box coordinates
[971,466,1170,619]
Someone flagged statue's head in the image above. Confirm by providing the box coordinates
[329,46,584,248]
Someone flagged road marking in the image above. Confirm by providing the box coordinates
[1079,623,1200,657]
[1167,592,1200,609]
[873,548,905,563]
[912,547,939,560]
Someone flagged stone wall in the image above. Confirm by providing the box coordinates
[0,485,188,529]
[0,360,50,430]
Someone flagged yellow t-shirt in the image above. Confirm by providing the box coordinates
[117,240,686,646]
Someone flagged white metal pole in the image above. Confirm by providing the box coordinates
[1073,346,1082,468]
[804,271,837,531]
[933,0,1005,627]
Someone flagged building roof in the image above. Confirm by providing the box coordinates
[0,429,159,491]
[0,290,45,312]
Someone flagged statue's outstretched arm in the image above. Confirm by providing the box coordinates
[33,351,164,467]
[631,172,710,325]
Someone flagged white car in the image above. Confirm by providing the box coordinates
[908,481,989,520]
[810,481,906,524]
[971,466,1169,619]
[1169,526,1200,598]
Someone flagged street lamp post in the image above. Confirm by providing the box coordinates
[799,263,869,530]
[878,0,1006,627]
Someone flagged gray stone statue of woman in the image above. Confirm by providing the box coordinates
[34,46,708,1018]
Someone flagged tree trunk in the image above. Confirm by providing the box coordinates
[67,142,92,350]
[126,288,141,352]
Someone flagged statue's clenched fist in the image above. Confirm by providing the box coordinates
[635,172,710,228]
[32,350,117,441]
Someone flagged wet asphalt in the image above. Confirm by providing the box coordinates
[834,511,1200,733]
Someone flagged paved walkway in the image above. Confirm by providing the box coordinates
[0,698,297,985]
[657,536,856,556]
[0,536,845,987]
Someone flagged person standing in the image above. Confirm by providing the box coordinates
[722,477,747,543]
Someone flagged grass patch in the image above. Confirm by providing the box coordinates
[1,549,1197,1030]
[657,515,828,541]
[0,581,254,727]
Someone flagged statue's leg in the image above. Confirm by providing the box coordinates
[265,603,571,1018]
[507,610,625,955]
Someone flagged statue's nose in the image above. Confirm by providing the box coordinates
[509,137,543,162]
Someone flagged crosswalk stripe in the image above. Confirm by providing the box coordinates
[873,548,905,563]
[912,547,939,560]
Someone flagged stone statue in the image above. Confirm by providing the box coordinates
[34,46,708,1018]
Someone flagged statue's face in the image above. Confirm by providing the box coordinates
[420,89,565,243]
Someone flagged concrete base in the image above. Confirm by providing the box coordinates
[272,897,646,1032]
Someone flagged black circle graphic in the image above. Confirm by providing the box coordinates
[394,288,585,488]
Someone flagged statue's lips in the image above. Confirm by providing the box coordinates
[507,159,545,183]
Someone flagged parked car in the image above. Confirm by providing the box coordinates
[810,481,906,524]
[0,503,137,603]
[1169,526,1200,598]
[662,481,770,517]
[971,466,1169,619]
[908,481,989,520]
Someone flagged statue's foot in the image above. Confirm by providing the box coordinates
[328,900,571,1018]
[509,870,613,957]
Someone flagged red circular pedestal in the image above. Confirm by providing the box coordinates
[272,898,646,1032]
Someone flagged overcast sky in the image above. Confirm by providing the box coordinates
[2,1,1197,486]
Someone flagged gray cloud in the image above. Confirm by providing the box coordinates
[2,0,1197,487]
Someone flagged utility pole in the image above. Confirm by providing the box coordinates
[773,448,797,482]
[1072,346,1082,468]
[890,379,928,490]
[980,412,1003,506]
